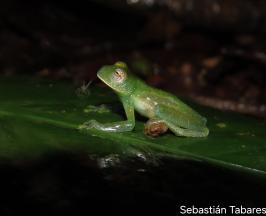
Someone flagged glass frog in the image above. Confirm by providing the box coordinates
[79,62,209,137]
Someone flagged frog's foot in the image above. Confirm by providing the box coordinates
[144,119,168,137]
[78,120,98,130]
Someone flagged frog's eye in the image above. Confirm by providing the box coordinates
[113,68,126,82]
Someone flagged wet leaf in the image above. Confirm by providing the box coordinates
[0,76,265,179]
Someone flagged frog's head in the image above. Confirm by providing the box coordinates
[97,61,135,95]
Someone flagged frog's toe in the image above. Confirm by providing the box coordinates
[144,119,168,137]
[78,120,97,130]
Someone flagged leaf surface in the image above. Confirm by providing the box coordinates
[0,77,265,178]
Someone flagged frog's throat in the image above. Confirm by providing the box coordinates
[98,77,120,93]
[99,77,111,88]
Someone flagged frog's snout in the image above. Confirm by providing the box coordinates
[97,66,109,81]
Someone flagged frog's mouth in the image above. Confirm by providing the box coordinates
[97,73,112,88]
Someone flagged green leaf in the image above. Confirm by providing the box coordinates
[0,76,266,178]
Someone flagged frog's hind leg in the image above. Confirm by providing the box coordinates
[144,118,168,137]
[155,105,209,137]
[165,122,209,137]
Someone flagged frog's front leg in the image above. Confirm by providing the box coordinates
[79,96,135,132]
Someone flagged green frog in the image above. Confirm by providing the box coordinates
[79,61,209,137]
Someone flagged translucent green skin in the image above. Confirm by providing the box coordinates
[80,62,209,137]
